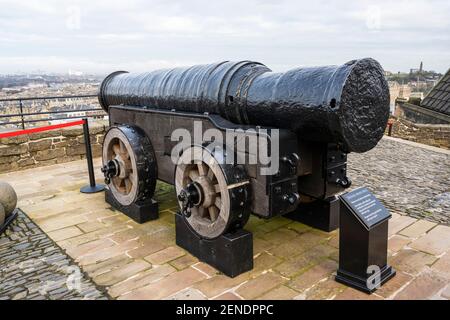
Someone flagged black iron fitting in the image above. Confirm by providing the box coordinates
[101,159,120,184]
[178,182,202,218]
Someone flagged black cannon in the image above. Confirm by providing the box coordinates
[99,58,390,276]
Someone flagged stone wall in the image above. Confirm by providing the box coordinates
[0,122,107,173]
[394,102,450,124]
[386,117,450,150]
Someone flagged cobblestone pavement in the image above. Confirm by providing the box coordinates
[0,136,449,300]
[0,209,108,300]
[348,137,450,224]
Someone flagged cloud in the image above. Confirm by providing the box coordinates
[0,0,448,74]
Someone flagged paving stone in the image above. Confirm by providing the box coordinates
[268,232,326,259]
[77,221,106,233]
[144,246,186,265]
[375,271,413,298]
[194,273,250,298]
[394,271,448,300]
[388,235,411,253]
[275,246,332,278]
[328,233,339,249]
[100,215,130,227]
[254,251,283,271]
[38,214,88,233]
[236,272,286,299]
[253,237,274,255]
[430,252,450,277]
[119,267,206,300]
[256,285,299,300]
[262,228,298,245]
[388,215,417,236]
[441,285,450,299]
[257,217,292,233]
[80,254,133,278]
[191,262,219,278]
[47,226,83,242]
[108,264,175,298]
[109,228,146,243]
[94,260,151,286]
[166,288,206,300]
[170,254,198,270]
[213,292,242,300]
[66,238,115,258]
[300,278,346,300]
[78,240,141,265]
[58,224,129,250]
[287,259,337,293]
[409,225,450,256]
[126,240,166,259]
[286,222,312,234]
[390,249,437,276]
[399,220,437,238]
[334,287,383,300]
[12,291,28,300]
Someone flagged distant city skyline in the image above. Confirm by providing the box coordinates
[0,0,449,74]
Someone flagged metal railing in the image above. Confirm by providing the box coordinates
[0,94,106,130]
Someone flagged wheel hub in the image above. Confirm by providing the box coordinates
[175,145,250,239]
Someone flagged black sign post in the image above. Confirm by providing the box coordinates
[336,187,396,293]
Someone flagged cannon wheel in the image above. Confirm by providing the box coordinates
[102,125,157,206]
[175,144,251,239]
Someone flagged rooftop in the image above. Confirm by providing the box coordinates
[421,68,450,116]
[0,136,449,300]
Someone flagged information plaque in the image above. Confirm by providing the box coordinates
[336,187,396,293]
[340,187,391,230]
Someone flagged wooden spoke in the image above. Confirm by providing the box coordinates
[214,184,221,193]
[215,196,221,208]
[112,176,121,187]
[207,167,214,180]
[128,172,135,184]
[124,179,132,193]
[113,144,121,155]
[119,140,127,154]
[208,206,219,221]
[197,162,208,176]
[198,206,206,218]
[189,169,199,181]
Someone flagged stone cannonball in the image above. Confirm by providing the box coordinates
[0,181,17,217]
[0,204,5,226]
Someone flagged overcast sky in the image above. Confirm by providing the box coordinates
[0,0,449,75]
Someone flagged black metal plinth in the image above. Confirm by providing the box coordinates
[336,264,396,294]
[80,184,106,194]
[284,196,339,232]
[0,209,19,235]
[105,188,158,223]
[336,187,396,294]
[175,212,253,278]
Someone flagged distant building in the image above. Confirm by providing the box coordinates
[410,92,424,100]
[388,81,412,112]
[394,68,450,124]
[388,81,400,109]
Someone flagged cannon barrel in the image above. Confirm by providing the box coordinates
[99,58,389,153]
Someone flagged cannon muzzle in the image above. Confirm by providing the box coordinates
[99,58,389,153]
